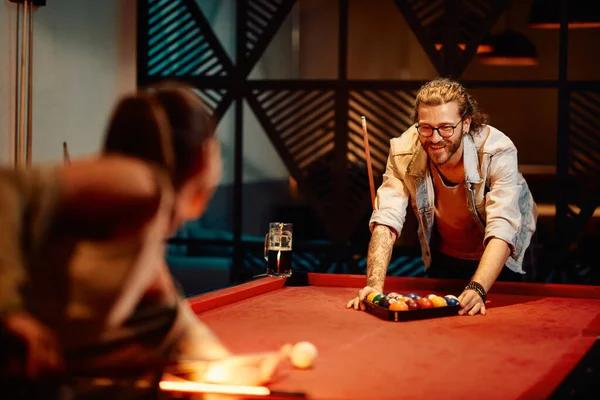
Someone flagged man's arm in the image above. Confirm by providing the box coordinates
[460,147,522,315]
[366,225,398,292]
[482,148,522,266]
[365,142,410,291]
[347,140,409,310]
[458,238,510,316]
[347,224,397,310]
[471,238,511,293]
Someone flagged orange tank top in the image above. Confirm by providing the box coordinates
[431,163,485,260]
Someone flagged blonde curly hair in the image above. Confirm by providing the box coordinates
[411,77,489,135]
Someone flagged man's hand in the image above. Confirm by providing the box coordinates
[3,312,63,378]
[457,290,486,316]
[346,286,380,311]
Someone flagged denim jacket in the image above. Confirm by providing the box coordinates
[369,124,538,274]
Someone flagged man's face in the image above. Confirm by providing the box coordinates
[416,102,470,167]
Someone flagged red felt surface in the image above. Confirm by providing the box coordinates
[188,274,600,400]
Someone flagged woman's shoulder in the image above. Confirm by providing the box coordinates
[56,155,175,238]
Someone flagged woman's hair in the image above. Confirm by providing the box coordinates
[103,82,215,189]
[411,77,489,135]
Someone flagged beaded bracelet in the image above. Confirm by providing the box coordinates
[465,281,486,303]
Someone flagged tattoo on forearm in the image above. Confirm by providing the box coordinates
[366,226,395,290]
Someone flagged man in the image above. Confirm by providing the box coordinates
[347,78,537,316]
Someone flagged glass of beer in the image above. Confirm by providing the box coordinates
[264,222,293,277]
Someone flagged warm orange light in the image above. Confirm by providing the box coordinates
[159,380,270,396]
[435,43,494,54]
[530,22,600,29]
[289,176,298,199]
[477,31,538,66]
[528,0,600,30]
[475,44,494,54]
[277,250,281,273]
[479,56,539,66]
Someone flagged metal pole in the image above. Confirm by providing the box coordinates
[555,0,569,257]
[26,1,33,167]
[14,4,21,168]
[18,0,28,168]
[231,0,246,282]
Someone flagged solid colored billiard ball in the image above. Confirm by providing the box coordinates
[290,341,318,369]
[417,297,434,309]
[389,301,408,311]
[405,299,420,310]
[430,296,447,307]
[366,292,378,303]
[444,295,460,306]
[379,298,391,308]
[406,293,421,300]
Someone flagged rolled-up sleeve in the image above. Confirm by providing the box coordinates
[369,151,410,236]
[484,148,522,253]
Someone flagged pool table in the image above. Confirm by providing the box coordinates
[188,272,600,400]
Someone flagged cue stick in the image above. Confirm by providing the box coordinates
[69,349,307,398]
[160,379,306,397]
[18,0,29,168]
[73,375,306,397]
[361,116,376,209]
[13,4,20,168]
[26,0,33,167]
[63,141,71,165]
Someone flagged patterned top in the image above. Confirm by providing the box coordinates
[0,164,186,372]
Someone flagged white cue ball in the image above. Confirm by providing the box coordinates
[290,341,318,369]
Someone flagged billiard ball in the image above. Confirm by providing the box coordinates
[379,298,391,308]
[372,294,385,304]
[406,293,421,300]
[387,292,401,299]
[290,341,318,369]
[444,295,460,306]
[389,301,408,311]
[430,296,447,307]
[405,299,420,310]
[417,297,434,309]
[374,296,389,307]
[366,292,378,303]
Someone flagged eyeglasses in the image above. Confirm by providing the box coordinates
[416,119,463,138]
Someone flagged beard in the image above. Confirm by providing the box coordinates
[425,137,462,166]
